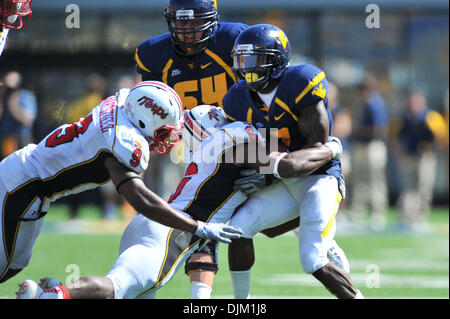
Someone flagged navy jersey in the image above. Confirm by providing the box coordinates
[135,22,248,110]
[223,64,342,179]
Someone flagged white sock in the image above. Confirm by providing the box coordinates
[190,281,212,299]
[40,285,70,299]
[353,290,364,299]
[230,270,251,299]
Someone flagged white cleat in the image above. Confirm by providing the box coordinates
[39,276,62,289]
[16,280,43,299]
[327,240,351,273]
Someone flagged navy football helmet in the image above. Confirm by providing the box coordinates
[231,24,290,91]
[164,0,218,56]
[0,0,32,30]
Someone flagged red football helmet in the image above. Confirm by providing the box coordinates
[0,0,32,30]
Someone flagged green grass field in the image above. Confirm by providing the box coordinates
[0,205,448,299]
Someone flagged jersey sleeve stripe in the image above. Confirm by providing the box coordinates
[205,49,237,82]
[275,97,299,122]
[135,49,152,73]
[295,71,326,105]
[162,59,174,84]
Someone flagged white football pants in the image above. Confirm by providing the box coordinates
[229,175,342,274]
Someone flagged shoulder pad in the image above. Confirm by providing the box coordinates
[136,34,171,75]
[286,64,328,108]
[222,83,247,121]
[112,113,150,174]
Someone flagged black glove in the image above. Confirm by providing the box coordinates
[233,169,277,195]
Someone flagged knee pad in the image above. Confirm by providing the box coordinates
[185,261,219,275]
[185,239,219,275]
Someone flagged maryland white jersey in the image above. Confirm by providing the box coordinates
[0,89,150,209]
[168,121,263,223]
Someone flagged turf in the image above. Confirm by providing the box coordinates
[0,206,448,299]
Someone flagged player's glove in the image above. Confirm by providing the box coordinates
[325,136,343,160]
[233,169,277,196]
[194,221,243,244]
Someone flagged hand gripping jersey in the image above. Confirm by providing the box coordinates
[168,121,263,223]
[223,64,342,181]
[135,22,247,109]
[0,89,150,219]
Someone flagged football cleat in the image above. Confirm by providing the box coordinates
[327,240,350,273]
[16,279,43,299]
[39,276,62,289]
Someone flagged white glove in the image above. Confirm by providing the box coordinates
[194,221,243,244]
[233,169,277,195]
[325,136,343,160]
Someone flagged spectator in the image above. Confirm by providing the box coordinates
[0,71,37,160]
[349,73,389,230]
[328,82,352,194]
[65,73,106,123]
[394,89,445,229]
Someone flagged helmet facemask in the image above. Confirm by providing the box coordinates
[232,47,283,91]
[164,1,218,56]
[148,123,183,155]
[0,0,32,30]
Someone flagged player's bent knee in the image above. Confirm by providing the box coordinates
[300,252,327,274]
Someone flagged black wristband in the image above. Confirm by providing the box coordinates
[115,176,142,194]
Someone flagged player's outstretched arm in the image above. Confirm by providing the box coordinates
[104,156,242,243]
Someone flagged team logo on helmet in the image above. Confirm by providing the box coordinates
[137,96,169,119]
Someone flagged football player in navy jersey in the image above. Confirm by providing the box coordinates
[223,24,363,299]
[0,0,33,57]
[135,0,248,298]
[135,0,247,110]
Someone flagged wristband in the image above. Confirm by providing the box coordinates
[273,152,288,179]
[325,140,342,160]
[194,220,205,235]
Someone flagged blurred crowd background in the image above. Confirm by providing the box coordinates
[0,0,448,231]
